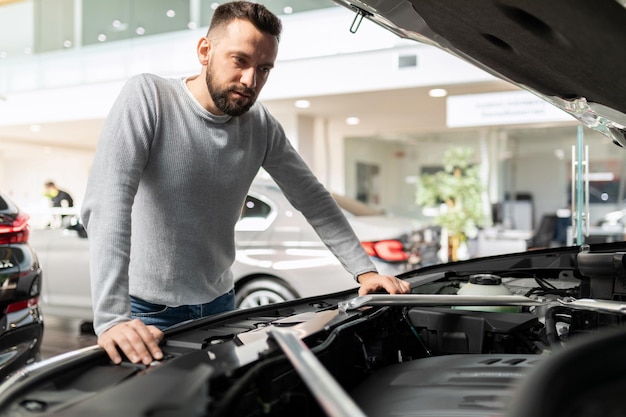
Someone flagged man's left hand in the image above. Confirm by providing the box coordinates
[356,271,410,296]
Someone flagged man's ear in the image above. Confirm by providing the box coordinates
[197,37,210,65]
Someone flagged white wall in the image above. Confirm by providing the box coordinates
[1,142,91,228]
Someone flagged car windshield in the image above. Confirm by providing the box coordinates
[0,196,9,211]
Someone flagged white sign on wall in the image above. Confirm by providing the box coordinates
[447,90,575,128]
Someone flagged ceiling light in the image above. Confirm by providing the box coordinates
[283,6,293,14]
[345,117,360,126]
[29,125,41,132]
[111,20,128,31]
[294,100,310,109]
[97,34,107,42]
[428,88,448,98]
[136,27,146,35]
[166,9,176,18]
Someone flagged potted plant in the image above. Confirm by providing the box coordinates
[416,146,484,261]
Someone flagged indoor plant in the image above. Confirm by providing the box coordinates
[416,146,484,261]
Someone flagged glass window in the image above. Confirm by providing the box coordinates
[198,0,335,27]
[241,195,271,219]
[0,1,35,58]
[81,0,190,46]
[34,0,74,53]
[2,0,335,56]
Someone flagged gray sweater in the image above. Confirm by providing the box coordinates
[81,74,375,335]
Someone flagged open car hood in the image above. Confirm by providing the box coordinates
[333,0,626,147]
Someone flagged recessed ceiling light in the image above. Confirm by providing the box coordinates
[166,9,176,18]
[97,34,107,42]
[283,6,293,14]
[136,27,146,35]
[111,20,128,31]
[294,100,310,109]
[428,88,448,98]
[345,117,360,125]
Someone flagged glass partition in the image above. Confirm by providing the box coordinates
[0,0,335,57]
[82,0,191,47]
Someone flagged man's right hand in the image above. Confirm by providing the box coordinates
[98,319,164,365]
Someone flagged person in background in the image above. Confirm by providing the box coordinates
[44,181,75,228]
[81,1,411,367]
[44,181,74,208]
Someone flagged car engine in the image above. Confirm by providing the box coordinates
[2,245,626,417]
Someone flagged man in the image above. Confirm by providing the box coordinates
[81,1,410,366]
[44,181,74,208]
[44,181,74,228]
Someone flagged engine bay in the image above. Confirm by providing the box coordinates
[2,246,626,417]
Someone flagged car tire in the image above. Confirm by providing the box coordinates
[236,278,298,309]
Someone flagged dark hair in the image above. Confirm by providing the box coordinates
[208,1,282,42]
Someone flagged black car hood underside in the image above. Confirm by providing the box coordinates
[334,0,626,146]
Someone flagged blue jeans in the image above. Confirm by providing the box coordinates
[130,288,236,330]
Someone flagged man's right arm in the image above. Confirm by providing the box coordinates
[81,75,155,338]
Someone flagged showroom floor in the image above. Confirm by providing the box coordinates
[40,315,97,360]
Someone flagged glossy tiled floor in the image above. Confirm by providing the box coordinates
[40,315,97,360]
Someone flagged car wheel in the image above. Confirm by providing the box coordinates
[236,278,298,309]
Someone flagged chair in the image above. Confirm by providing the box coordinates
[526,214,558,250]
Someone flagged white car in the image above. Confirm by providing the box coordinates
[30,179,439,320]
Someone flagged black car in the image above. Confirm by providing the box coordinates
[1,1,626,416]
[0,193,43,380]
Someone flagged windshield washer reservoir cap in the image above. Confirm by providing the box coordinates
[469,274,502,285]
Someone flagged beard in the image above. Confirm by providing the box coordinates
[205,66,257,117]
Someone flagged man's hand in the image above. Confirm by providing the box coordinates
[98,319,164,365]
[356,271,411,296]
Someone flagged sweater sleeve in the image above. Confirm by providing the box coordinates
[259,111,377,279]
[80,75,155,336]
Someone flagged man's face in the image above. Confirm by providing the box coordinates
[204,19,278,116]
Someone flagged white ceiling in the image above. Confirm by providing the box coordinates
[0,2,563,154]
[0,79,522,153]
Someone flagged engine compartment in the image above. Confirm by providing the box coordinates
[3,246,626,417]
[147,278,626,417]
